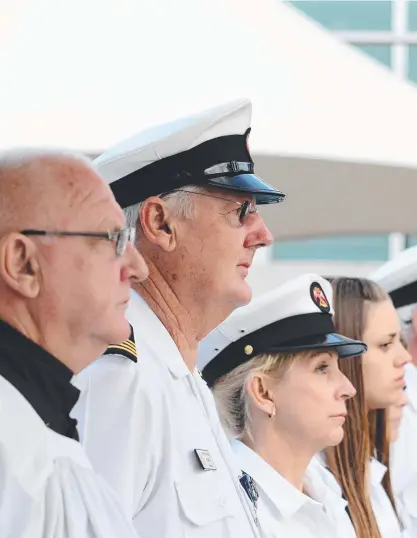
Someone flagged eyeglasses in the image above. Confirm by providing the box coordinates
[168,189,257,222]
[20,227,136,257]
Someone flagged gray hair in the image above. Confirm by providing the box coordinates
[212,352,299,441]
[124,185,207,230]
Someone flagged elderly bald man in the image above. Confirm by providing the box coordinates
[0,149,148,538]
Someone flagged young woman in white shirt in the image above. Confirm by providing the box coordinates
[198,273,366,538]
[322,277,411,538]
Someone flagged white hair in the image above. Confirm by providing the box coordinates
[0,147,94,173]
[212,352,300,441]
[124,185,207,229]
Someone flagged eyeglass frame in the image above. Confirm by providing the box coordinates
[19,227,136,257]
[161,189,258,222]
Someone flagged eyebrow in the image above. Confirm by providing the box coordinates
[310,350,334,359]
[376,332,397,343]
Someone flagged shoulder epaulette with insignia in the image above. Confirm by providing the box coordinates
[103,324,137,363]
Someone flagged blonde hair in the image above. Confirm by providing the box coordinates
[212,351,303,440]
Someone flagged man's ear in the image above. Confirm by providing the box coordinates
[0,233,41,298]
[139,197,177,252]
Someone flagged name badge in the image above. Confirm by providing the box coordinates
[194,449,217,471]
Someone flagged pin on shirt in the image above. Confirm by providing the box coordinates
[240,471,261,529]
[194,449,217,471]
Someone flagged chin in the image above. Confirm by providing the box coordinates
[233,282,253,307]
[326,427,345,447]
[108,318,131,344]
[390,430,399,443]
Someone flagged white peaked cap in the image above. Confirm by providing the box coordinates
[370,246,417,327]
[94,99,285,208]
[198,273,366,387]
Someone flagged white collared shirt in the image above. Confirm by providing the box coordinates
[231,440,356,538]
[73,291,259,538]
[0,375,139,538]
[391,364,417,537]
[313,453,405,538]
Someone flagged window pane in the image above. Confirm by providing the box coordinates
[406,235,417,248]
[408,45,417,83]
[352,44,392,68]
[408,0,417,31]
[273,235,390,262]
[289,1,392,31]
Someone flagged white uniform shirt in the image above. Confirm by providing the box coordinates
[313,453,405,538]
[231,440,356,538]
[73,291,259,538]
[391,364,417,537]
[0,375,139,538]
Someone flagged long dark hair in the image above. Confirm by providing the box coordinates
[325,277,400,538]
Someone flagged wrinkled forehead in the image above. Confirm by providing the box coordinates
[59,165,125,229]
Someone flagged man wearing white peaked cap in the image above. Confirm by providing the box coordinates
[73,99,285,538]
[370,249,417,537]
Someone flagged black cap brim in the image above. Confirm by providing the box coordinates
[206,173,286,205]
[268,333,367,359]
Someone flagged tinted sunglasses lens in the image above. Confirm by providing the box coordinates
[239,201,250,221]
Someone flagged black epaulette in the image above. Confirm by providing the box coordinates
[103,324,137,363]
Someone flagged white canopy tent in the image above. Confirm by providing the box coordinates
[1,0,417,239]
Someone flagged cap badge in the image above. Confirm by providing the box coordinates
[244,344,254,355]
[244,128,251,157]
[310,282,330,313]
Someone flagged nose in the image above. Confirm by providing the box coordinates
[339,371,357,401]
[243,213,274,249]
[122,244,149,283]
[395,341,412,368]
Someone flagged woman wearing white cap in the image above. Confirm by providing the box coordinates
[198,273,365,538]
[320,277,412,538]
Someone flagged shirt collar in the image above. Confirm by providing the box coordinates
[127,290,190,378]
[231,439,322,519]
[304,457,349,512]
[0,318,80,440]
[370,457,387,486]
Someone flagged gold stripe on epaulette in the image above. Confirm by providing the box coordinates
[106,343,136,356]
[108,341,136,355]
[114,339,136,354]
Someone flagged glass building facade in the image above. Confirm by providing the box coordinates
[273,0,417,262]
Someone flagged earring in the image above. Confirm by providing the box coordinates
[268,406,276,419]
